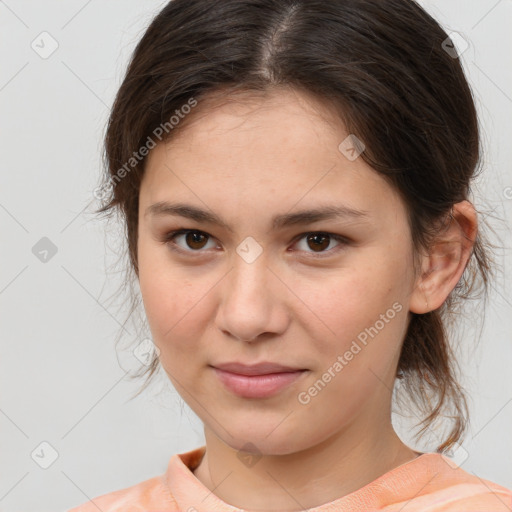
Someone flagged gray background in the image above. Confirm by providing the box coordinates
[0,1,511,511]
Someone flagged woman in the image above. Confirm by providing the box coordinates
[69,0,512,510]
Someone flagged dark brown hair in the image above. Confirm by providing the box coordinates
[95,0,495,452]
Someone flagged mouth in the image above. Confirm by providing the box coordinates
[211,361,307,376]
[210,363,308,399]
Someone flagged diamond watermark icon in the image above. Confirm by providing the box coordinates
[236,236,263,264]
[133,338,160,366]
[442,31,469,59]
[237,442,263,468]
[31,441,59,469]
[31,31,59,59]
[32,237,58,263]
[338,134,365,161]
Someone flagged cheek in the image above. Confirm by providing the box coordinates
[302,257,411,357]
[137,234,232,381]
[141,274,207,338]
[139,273,209,376]
[138,243,206,347]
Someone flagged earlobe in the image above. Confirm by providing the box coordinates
[409,200,478,314]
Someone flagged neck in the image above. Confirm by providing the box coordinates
[193,421,419,511]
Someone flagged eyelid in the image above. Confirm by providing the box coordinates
[162,228,350,258]
[290,231,350,258]
[162,229,220,256]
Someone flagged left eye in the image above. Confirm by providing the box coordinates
[162,230,348,256]
[293,232,347,255]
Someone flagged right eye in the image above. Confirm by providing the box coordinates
[162,229,219,255]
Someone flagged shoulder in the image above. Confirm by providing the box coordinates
[398,454,512,512]
[433,476,512,512]
[66,474,178,512]
[66,446,206,512]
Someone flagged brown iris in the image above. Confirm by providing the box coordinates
[306,233,330,252]
[185,232,209,250]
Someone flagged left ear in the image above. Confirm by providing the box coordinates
[410,200,478,314]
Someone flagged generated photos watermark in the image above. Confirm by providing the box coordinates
[93,97,198,201]
[297,301,403,405]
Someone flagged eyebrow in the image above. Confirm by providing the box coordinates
[145,201,370,231]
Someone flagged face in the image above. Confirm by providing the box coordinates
[137,88,418,455]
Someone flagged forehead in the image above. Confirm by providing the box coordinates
[140,87,405,225]
[147,89,338,173]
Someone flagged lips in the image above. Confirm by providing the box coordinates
[212,361,305,376]
[211,362,308,398]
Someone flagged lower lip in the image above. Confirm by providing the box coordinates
[213,368,307,398]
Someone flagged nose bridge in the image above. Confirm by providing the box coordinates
[216,249,284,341]
[228,251,271,308]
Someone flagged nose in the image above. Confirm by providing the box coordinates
[215,254,289,342]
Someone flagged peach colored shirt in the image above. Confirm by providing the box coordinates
[68,445,512,511]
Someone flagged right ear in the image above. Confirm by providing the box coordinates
[409,201,477,314]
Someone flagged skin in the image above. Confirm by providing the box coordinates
[137,87,477,511]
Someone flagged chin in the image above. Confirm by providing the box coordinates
[213,425,316,457]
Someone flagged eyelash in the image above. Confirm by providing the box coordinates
[161,229,350,259]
